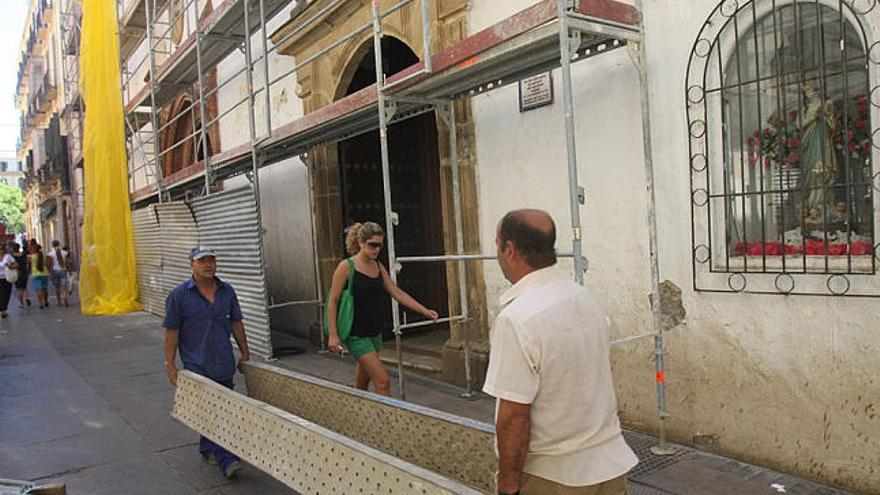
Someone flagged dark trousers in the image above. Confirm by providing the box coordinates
[198,377,239,471]
[0,280,13,312]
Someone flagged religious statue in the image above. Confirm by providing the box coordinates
[796,82,841,228]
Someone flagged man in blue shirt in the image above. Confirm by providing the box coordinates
[163,246,251,479]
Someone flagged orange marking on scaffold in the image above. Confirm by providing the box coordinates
[656,371,665,383]
[457,56,479,69]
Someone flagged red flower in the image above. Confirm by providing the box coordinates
[764,128,772,138]
[858,103,869,116]
[855,95,867,103]
[788,109,799,119]
[747,136,759,148]
[848,141,857,152]
[763,157,771,166]
[847,130,855,141]
[786,152,800,164]
[862,142,871,155]
[828,243,848,256]
[855,119,865,128]
[790,136,800,148]
[748,152,759,165]
[850,240,872,256]
[784,244,799,255]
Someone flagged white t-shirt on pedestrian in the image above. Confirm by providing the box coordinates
[48,248,68,272]
[0,254,15,270]
[483,266,638,487]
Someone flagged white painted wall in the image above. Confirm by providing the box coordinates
[470,0,880,492]
[216,3,304,151]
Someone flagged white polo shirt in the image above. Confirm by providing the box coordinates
[483,266,638,487]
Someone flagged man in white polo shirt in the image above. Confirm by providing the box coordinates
[484,209,638,495]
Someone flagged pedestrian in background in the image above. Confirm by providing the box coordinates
[10,242,30,309]
[163,246,250,480]
[29,243,50,309]
[0,244,17,318]
[47,240,70,307]
[326,221,438,397]
[484,209,638,495]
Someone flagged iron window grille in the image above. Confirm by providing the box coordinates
[686,0,880,296]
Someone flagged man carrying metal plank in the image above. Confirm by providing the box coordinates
[163,246,251,480]
[484,210,638,495]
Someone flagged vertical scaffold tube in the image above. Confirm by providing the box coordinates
[193,0,212,194]
[259,0,272,135]
[447,102,473,397]
[243,0,270,357]
[421,0,432,73]
[372,0,407,399]
[144,0,165,202]
[556,0,585,285]
[633,0,672,454]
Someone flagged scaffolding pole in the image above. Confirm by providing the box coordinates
[193,0,212,194]
[632,0,672,455]
[371,0,407,399]
[557,0,587,285]
[143,0,166,203]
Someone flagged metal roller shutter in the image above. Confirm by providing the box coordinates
[189,187,272,360]
[131,205,163,315]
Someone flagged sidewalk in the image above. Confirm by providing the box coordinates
[0,301,861,495]
[0,299,292,495]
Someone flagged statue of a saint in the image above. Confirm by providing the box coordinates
[796,82,841,233]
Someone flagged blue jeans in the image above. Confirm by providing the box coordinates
[198,378,239,472]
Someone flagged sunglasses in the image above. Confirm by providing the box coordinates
[366,241,383,249]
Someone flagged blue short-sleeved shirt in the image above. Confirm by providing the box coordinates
[163,277,243,381]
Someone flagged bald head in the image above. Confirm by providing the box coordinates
[498,209,557,269]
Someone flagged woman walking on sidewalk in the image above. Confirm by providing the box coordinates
[47,240,69,307]
[0,244,18,318]
[30,244,50,309]
[326,222,438,397]
[10,243,31,309]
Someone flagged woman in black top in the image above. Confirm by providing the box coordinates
[327,222,438,397]
[9,242,30,309]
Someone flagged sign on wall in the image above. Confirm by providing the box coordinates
[519,72,554,112]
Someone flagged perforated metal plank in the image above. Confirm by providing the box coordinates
[244,362,496,493]
[172,371,485,495]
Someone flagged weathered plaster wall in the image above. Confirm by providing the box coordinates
[216,4,304,151]
[469,0,880,493]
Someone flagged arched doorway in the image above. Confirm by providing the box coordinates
[337,37,449,338]
[162,94,212,178]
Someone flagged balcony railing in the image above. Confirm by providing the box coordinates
[16,0,55,95]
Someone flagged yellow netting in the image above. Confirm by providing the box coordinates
[78,0,141,315]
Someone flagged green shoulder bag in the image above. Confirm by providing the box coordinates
[324,258,355,341]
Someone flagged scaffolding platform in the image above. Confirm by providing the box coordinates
[119,0,168,59]
[130,0,639,202]
[123,0,289,115]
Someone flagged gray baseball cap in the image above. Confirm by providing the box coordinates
[189,246,216,260]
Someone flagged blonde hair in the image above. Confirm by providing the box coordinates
[345,222,384,256]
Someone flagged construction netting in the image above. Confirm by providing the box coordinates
[78,0,141,315]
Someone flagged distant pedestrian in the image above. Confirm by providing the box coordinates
[163,246,250,480]
[47,240,69,307]
[326,222,438,397]
[29,243,50,309]
[10,242,31,308]
[484,210,638,495]
[0,244,18,318]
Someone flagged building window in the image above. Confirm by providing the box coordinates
[687,1,879,296]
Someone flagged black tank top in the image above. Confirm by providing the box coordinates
[349,266,389,338]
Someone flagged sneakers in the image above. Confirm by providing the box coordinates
[222,460,242,479]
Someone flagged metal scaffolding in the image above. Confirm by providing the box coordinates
[118,0,672,449]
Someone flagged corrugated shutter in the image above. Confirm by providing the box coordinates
[189,186,272,360]
[132,205,163,315]
[155,202,199,303]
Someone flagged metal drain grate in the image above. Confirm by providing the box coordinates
[629,483,675,495]
[623,430,689,480]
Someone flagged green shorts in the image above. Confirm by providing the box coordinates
[345,334,383,359]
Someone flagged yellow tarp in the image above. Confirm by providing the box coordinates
[79,0,141,315]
